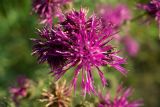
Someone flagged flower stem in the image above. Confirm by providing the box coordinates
[130,12,147,22]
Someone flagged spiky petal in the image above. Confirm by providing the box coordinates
[32,0,71,25]
[137,0,160,24]
[32,9,127,95]
[40,80,72,107]
[98,86,143,107]
[97,4,131,28]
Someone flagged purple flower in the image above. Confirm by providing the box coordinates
[138,0,160,25]
[97,4,131,28]
[98,86,143,107]
[32,0,71,25]
[32,9,127,95]
[121,36,139,57]
[9,76,30,106]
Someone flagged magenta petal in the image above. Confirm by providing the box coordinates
[32,9,127,95]
[98,86,143,107]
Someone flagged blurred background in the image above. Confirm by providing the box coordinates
[0,0,160,107]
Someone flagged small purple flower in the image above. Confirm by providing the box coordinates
[32,9,127,95]
[98,86,143,107]
[9,76,30,106]
[121,36,139,57]
[138,0,160,25]
[97,4,131,28]
[32,0,71,25]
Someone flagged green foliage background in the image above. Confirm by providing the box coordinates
[0,0,160,107]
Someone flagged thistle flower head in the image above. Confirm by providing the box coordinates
[32,9,127,95]
[9,76,30,106]
[97,4,131,28]
[121,36,139,57]
[40,80,72,107]
[138,0,160,24]
[32,0,71,25]
[98,86,143,107]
